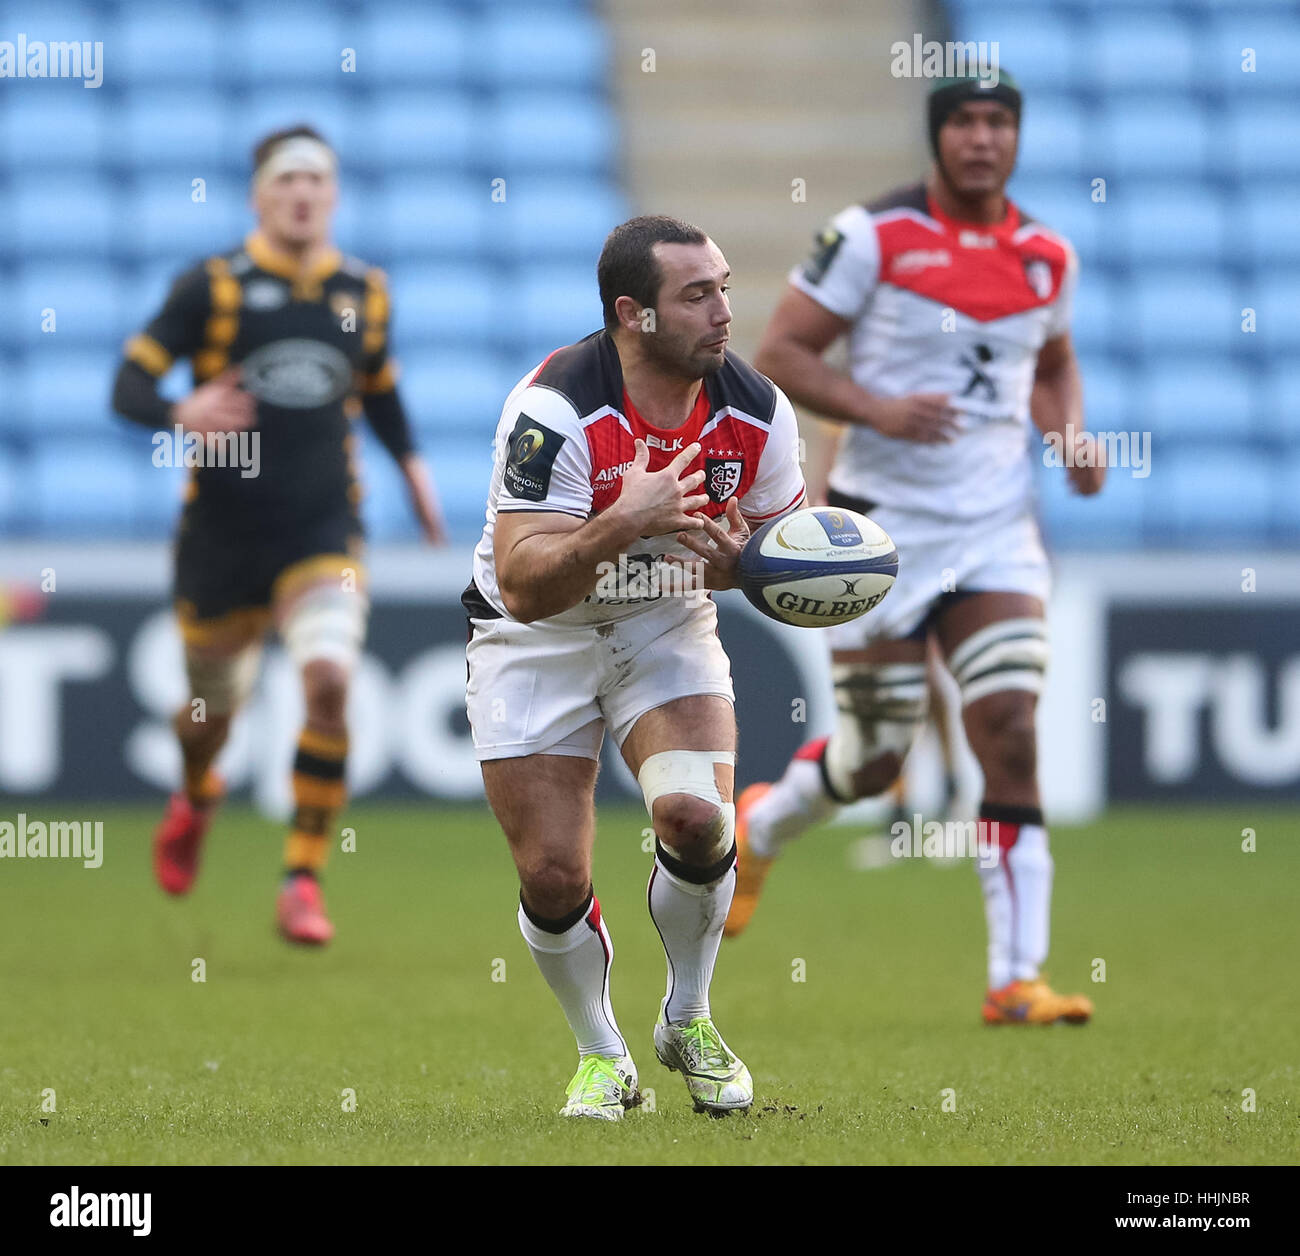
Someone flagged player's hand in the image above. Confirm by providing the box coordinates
[171,368,255,435]
[1067,459,1106,496]
[666,497,751,591]
[613,439,710,536]
[869,393,959,443]
[401,454,449,545]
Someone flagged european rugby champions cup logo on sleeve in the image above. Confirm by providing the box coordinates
[802,225,845,286]
[503,414,563,502]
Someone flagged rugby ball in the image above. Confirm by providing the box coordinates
[738,506,897,628]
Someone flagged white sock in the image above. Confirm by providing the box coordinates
[977,820,1053,989]
[517,895,626,1059]
[747,747,840,858]
[647,847,736,1025]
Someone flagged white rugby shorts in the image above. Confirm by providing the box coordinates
[466,597,735,761]
[828,502,1052,649]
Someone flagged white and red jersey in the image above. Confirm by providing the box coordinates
[791,182,1077,520]
[467,330,807,627]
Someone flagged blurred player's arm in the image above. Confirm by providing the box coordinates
[757,210,956,443]
[1031,332,1101,496]
[1030,242,1101,495]
[496,439,707,623]
[357,268,446,543]
[111,264,254,434]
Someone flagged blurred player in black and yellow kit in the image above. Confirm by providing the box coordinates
[113,126,445,945]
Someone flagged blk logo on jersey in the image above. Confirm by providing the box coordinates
[706,458,743,503]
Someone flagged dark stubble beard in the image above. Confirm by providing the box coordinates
[641,320,726,382]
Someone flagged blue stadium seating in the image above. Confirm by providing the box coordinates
[481,9,608,89]
[1229,105,1300,177]
[0,448,18,531]
[1070,275,1119,356]
[1133,270,1239,355]
[377,176,494,260]
[1015,99,1090,176]
[131,178,246,263]
[1037,453,1146,548]
[1138,358,1255,438]
[486,93,616,173]
[1274,452,1300,536]
[356,9,472,87]
[1206,18,1300,93]
[1100,98,1213,178]
[1237,183,1300,266]
[15,349,122,436]
[1077,358,1135,431]
[1089,17,1198,92]
[1260,365,1300,438]
[361,93,477,173]
[1144,448,1274,542]
[113,92,236,170]
[14,179,116,256]
[495,178,627,263]
[1,2,1291,549]
[517,267,603,348]
[116,9,224,84]
[1,92,106,167]
[15,264,124,348]
[399,352,513,435]
[1113,184,1227,265]
[1253,273,1300,354]
[232,7,347,85]
[390,266,499,345]
[30,440,141,535]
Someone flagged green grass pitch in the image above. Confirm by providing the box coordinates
[1,802,1295,1166]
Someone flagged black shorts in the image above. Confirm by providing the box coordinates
[173,507,364,631]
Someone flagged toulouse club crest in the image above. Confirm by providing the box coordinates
[706,458,743,503]
[1023,257,1054,300]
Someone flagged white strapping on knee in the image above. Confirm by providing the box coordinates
[637,750,736,863]
[947,618,1050,706]
[280,585,369,669]
[823,662,928,799]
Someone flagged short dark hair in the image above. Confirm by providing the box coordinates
[597,215,708,329]
[251,125,332,174]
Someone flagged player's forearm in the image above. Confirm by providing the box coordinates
[755,339,879,429]
[498,507,643,623]
[111,360,176,429]
[1030,355,1083,440]
[362,387,416,462]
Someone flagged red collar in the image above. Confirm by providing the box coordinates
[925,190,1020,240]
[621,382,710,438]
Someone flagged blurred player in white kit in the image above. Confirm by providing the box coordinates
[727,72,1105,1026]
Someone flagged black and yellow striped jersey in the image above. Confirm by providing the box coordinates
[113,230,414,533]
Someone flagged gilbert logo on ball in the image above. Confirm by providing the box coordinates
[738,507,898,628]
